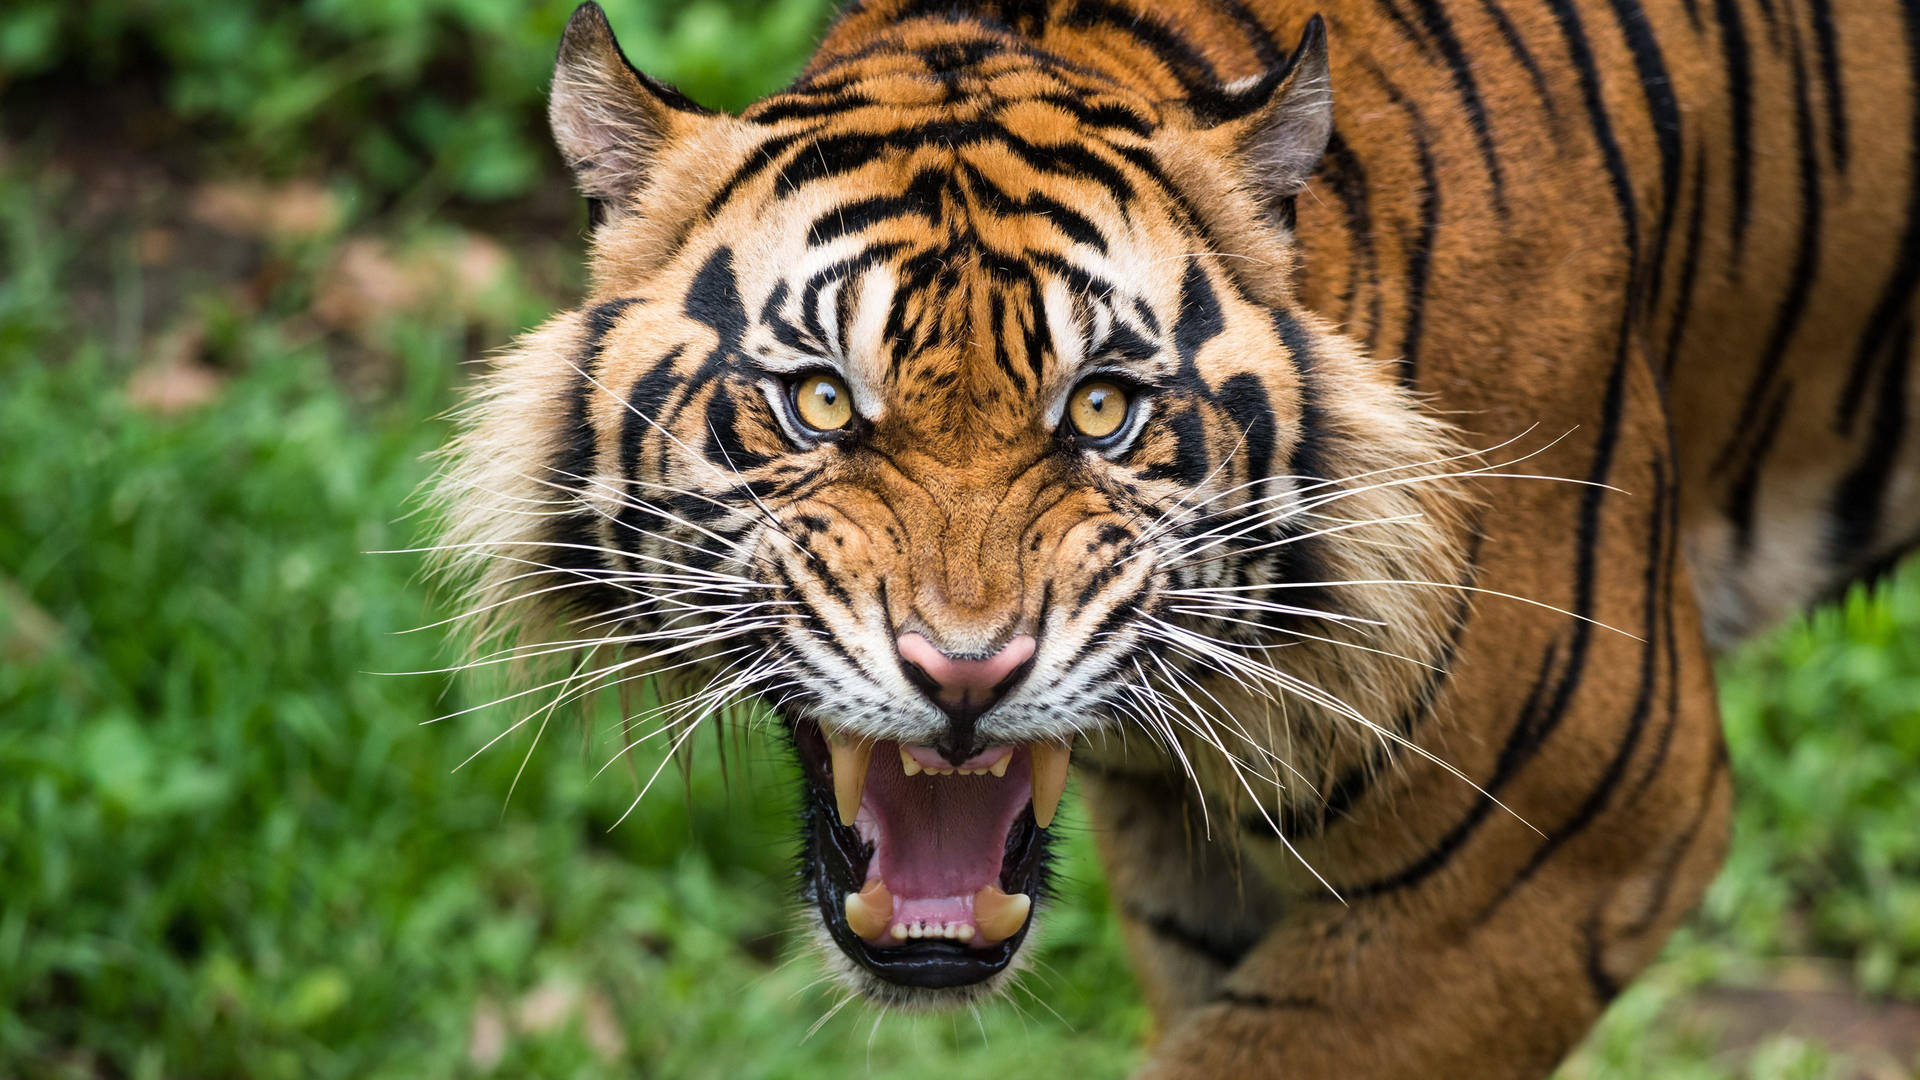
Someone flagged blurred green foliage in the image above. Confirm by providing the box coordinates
[0,0,833,204]
[1709,574,1920,997]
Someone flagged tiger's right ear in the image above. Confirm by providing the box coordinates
[549,2,716,223]
[1186,16,1332,231]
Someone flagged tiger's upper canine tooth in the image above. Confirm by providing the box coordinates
[825,729,873,826]
[973,885,1032,943]
[1028,740,1070,828]
[843,879,893,941]
[899,746,922,776]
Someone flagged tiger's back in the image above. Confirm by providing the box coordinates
[1270,0,1920,649]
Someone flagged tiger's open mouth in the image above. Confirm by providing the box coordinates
[792,720,1066,989]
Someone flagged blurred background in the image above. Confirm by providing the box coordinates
[0,2,1916,1077]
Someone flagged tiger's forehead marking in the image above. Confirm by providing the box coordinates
[726,155,1190,433]
[674,27,1269,443]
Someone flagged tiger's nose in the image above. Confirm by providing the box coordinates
[896,632,1036,729]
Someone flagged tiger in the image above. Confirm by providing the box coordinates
[429,0,1920,1073]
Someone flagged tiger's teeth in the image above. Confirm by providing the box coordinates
[889,920,978,941]
[973,885,1032,943]
[989,755,1010,778]
[899,746,922,776]
[843,879,893,941]
[1028,740,1070,828]
[825,729,872,826]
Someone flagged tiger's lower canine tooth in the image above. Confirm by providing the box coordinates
[1028,740,1070,828]
[825,729,873,826]
[843,879,893,941]
[973,885,1032,943]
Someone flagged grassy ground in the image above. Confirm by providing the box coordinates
[3,10,1919,1076]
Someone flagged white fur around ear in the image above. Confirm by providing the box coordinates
[548,2,714,220]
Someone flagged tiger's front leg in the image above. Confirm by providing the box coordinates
[1098,721,1732,1075]
[1091,501,1735,1078]
[1124,787,1725,1080]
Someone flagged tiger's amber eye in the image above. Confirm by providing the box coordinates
[793,373,853,432]
[1068,380,1129,440]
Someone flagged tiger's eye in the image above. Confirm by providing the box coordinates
[1068,380,1129,440]
[793,373,853,432]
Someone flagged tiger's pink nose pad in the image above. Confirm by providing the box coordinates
[896,632,1037,725]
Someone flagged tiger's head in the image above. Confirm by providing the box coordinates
[436,2,1472,1007]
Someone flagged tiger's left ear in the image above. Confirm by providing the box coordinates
[1195,16,1333,227]
[549,2,719,223]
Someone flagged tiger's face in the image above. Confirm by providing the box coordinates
[439,4,1470,1008]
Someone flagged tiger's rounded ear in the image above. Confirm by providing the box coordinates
[549,2,717,223]
[1196,16,1333,226]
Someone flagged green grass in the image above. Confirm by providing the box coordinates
[3,80,1919,1080]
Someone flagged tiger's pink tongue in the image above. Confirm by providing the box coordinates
[846,742,1035,947]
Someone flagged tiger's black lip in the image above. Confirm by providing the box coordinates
[788,717,1050,990]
